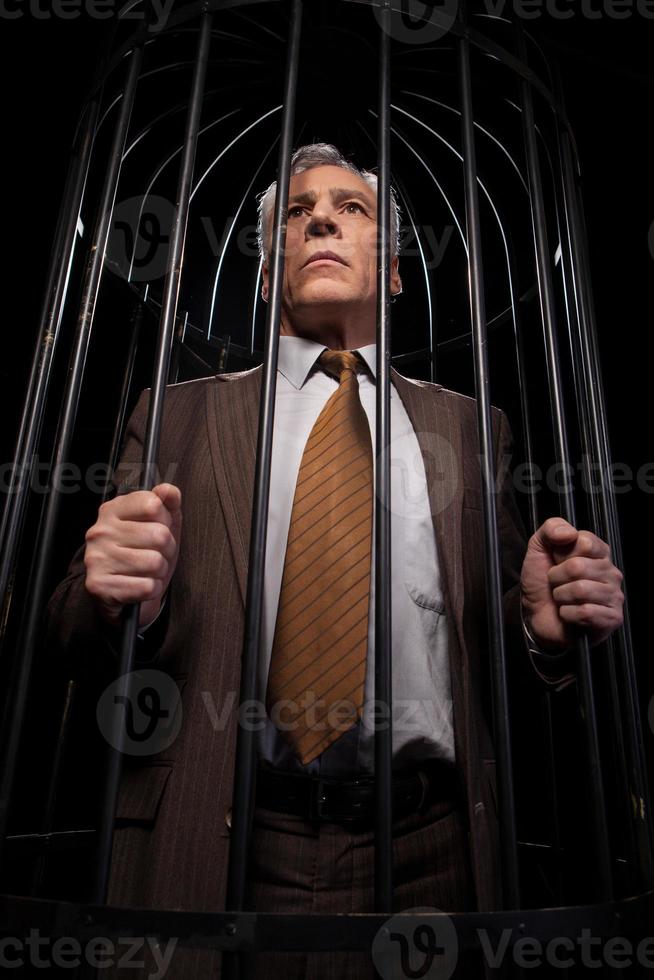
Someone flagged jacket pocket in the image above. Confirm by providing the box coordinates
[404,542,445,614]
[115,762,173,827]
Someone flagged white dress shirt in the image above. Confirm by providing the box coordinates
[258,336,455,776]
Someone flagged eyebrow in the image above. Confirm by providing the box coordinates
[287,187,375,210]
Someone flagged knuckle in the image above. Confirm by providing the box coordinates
[138,578,157,600]
[153,524,172,551]
[153,553,169,577]
[85,523,100,543]
[144,494,162,518]
[543,517,561,536]
[567,557,586,578]
[578,604,593,624]
[577,531,594,553]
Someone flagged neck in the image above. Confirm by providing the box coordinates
[279,305,376,351]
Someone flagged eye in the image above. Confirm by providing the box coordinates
[344,201,364,213]
[288,206,305,217]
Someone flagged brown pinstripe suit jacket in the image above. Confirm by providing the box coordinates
[46,363,575,923]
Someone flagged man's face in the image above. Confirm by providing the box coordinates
[261,165,401,321]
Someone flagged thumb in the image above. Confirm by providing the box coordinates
[152,483,182,522]
[533,517,578,556]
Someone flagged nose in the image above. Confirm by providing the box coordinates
[306,200,339,239]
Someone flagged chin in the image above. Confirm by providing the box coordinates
[296,286,354,307]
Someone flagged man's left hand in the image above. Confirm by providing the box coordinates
[520,517,625,652]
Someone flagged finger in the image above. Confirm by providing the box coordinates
[531,517,578,553]
[557,602,624,633]
[551,579,617,608]
[553,529,610,564]
[86,518,178,558]
[86,574,166,606]
[152,483,182,519]
[106,521,178,557]
[548,555,618,589]
[103,546,170,580]
[105,491,174,528]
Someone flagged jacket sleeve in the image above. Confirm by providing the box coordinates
[495,409,577,692]
[44,389,169,677]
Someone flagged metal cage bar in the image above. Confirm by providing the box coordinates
[374,0,394,915]
[515,22,614,901]
[93,11,214,905]
[554,65,654,889]
[222,3,302,976]
[457,8,520,911]
[0,43,144,862]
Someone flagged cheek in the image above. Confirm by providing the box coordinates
[283,229,304,264]
[362,231,379,271]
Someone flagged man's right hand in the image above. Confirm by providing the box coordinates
[84,483,182,628]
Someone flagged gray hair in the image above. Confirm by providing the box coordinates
[255,142,402,261]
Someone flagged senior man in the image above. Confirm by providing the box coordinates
[46,143,624,979]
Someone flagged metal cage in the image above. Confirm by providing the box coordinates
[1,0,653,976]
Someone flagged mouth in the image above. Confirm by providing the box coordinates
[302,251,348,268]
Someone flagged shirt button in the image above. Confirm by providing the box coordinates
[225,807,232,830]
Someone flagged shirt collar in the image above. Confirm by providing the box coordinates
[277,335,377,390]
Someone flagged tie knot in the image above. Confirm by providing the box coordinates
[318,349,364,382]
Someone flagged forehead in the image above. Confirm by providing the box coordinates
[288,165,375,204]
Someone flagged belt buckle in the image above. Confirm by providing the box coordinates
[310,774,373,827]
[310,776,331,822]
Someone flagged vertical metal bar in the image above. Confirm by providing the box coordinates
[28,294,145,894]
[505,233,539,536]
[169,310,188,384]
[103,297,145,502]
[554,69,654,888]
[553,151,638,887]
[385,171,437,383]
[374,0,394,915]
[0,45,144,868]
[29,677,77,896]
[93,12,213,906]
[0,93,100,627]
[514,24,613,899]
[222,3,302,977]
[458,13,521,909]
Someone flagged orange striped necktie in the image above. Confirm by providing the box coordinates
[265,349,374,765]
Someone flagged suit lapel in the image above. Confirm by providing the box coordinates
[206,366,263,606]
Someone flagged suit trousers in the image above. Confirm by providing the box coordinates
[102,792,479,980]
[245,789,477,980]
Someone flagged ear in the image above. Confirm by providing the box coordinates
[261,260,269,303]
[390,254,402,297]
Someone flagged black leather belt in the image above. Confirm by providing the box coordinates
[255,759,462,827]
